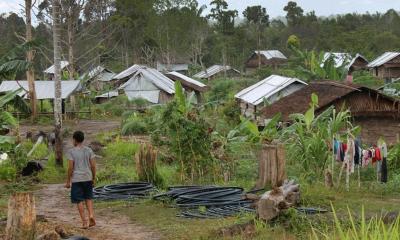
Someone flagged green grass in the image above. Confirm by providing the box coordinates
[37,153,67,184]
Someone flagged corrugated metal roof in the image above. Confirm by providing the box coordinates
[166,71,206,87]
[157,62,189,72]
[256,50,287,60]
[367,52,400,68]
[193,65,240,79]
[118,67,175,94]
[322,53,352,68]
[235,75,307,106]
[0,80,81,99]
[112,64,144,80]
[86,66,115,82]
[95,90,119,99]
[43,61,69,74]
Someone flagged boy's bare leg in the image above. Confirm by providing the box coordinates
[85,199,96,227]
[77,202,88,228]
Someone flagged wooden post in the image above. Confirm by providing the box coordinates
[256,144,286,189]
[5,192,36,240]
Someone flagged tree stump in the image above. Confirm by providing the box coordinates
[5,192,36,240]
[257,180,300,221]
[256,144,286,189]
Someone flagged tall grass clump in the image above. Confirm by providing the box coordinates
[38,153,66,183]
[311,206,400,240]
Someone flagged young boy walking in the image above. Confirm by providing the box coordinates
[65,131,96,229]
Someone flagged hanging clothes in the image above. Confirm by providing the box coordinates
[344,138,355,174]
[354,139,361,165]
[380,142,388,183]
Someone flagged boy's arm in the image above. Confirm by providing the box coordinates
[89,158,96,186]
[66,160,74,188]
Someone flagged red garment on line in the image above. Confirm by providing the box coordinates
[372,148,382,163]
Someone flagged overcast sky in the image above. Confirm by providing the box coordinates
[1,0,400,18]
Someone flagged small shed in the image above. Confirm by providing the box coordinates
[245,50,287,72]
[85,66,115,91]
[235,75,307,122]
[118,66,175,104]
[165,71,209,103]
[43,61,70,80]
[347,54,369,74]
[368,52,400,82]
[0,80,81,99]
[193,65,240,80]
[157,62,189,74]
[94,90,119,104]
[261,81,400,145]
[0,80,81,114]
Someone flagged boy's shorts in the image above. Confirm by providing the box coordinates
[71,181,93,203]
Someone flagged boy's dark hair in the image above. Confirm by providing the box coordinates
[73,131,85,143]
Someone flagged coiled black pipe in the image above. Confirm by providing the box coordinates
[93,182,155,201]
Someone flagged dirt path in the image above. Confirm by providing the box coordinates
[35,184,161,240]
[28,120,161,240]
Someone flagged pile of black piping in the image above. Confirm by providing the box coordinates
[153,186,255,218]
[93,182,155,201]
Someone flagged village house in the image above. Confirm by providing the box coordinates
[164,71,209,103]
[245,50,287,73]
[193,65,240,80]
[235,75,307,122]
[368,52,400,83]
[261,81,400,145]
[118,66,175,104]
[84,66,115,91]
[0,80,81,113]
[43,61,70,80]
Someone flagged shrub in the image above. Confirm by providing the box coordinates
[121,118,148,135]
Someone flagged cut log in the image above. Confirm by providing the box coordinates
[257,180,300,221]
[5,192,36,240]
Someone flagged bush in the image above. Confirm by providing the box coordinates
[121,118,148,135]
[0,161,17,181]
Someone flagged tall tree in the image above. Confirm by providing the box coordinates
[284,1,304,26]
[52,0,63,166]
[207,0,238,69]
[243,5,269,68]
[25,0,37,119]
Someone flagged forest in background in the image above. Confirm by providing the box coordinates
[1,0,400,79]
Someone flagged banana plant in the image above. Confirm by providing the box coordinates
[0,89,27,151]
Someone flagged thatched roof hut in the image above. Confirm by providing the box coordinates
[261,81,400,145]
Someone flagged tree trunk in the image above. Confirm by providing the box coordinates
[67,11,75,79]
[52,0,63,166]
[5,192,36,240]
[257,180,300,222]
[25,0,37,120]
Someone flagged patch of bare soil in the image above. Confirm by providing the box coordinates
[35,184,161,240]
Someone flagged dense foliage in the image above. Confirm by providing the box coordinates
[2,1,400,79]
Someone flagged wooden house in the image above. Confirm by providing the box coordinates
[235,75,307,122]
[245,50,287,73]
[164,71,209,103]
[261,81,400,145]
[368,52,400,83]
